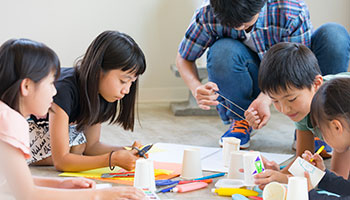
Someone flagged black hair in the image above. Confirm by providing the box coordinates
[0,39,60,112]
[310,77,350,132]
[210,0,266,28]
[75,30,146,132]
[259,42,321,95]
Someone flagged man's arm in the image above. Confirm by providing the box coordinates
[176,53,201,95]
[176,53,219,110]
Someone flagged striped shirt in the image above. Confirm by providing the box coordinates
[179,0,313,61]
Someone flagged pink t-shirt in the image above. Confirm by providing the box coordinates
[0,101,30,159]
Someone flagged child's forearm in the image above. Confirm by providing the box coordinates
[33,176,63,188]
[28,186,98,200]
[52,153,110,172]
[84,141,124,156]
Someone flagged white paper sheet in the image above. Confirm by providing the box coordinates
[288,156,326,187]
[149,143,294,172]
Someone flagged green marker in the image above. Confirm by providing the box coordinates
[252,156,265,175]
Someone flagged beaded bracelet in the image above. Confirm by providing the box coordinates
[109,151,115,171]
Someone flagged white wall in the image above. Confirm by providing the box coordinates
[0,0,349,103]
[305,0,350,29]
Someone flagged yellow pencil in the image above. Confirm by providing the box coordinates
[310,145,325,162]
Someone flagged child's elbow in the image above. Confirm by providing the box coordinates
[53,162,66,171]
[52,156,71,172]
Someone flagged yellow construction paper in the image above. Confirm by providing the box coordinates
[124,144,164,153]
[59,167,173,180]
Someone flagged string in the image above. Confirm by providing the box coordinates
[216,92,246,112]
[217,102,246,121]
[215,92,246,121]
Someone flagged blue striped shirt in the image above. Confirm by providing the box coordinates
[179,0,313,61]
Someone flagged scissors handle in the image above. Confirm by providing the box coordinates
[155,179,179,186]
[133,144,153,158]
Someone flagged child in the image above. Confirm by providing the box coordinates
[28,30,147,172]
[0,38,145,199]
[305,77,350,199]
[245,42,350,181]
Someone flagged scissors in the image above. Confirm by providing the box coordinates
[133,144,153,159]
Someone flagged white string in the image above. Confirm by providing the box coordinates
[217,102,246,121]
[216,92,246,112]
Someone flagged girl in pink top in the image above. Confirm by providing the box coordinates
[0,39,145,200]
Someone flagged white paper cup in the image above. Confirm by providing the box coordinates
[227,151,245,179]
[243,151,264,186]
[133,159,156,191]
[263,182,287,200]
[286,177,309,200]
[223,137,241,167]
[180,148,203,179]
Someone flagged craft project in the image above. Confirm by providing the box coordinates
[150,143,293,173]
[59,161,182,185]
[243,152,265,186]
[288,156,326,187]
[133,159,156,191]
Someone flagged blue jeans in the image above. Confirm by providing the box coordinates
[207,23,350,124]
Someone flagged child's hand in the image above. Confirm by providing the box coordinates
[304,171,314,192]
[244,94,271,129]
[261,156,280,171]
[112,149,139,171]
[131,141,150,159]
[254,169,289,189]
[131,141,142,149]
[59,177,96,189]
[100,186,146,200]
[302,150,326,171]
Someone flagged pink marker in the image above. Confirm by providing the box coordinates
[172,182,208,193]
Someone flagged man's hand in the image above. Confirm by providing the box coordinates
[193,82,219,110]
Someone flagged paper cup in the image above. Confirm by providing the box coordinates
[180,148,203,179]
[263,182,287,200]
[286,177,309,200]
[227,151,245,179]
[223,137,241,167]
[243,152,264,186]
[133,159,156,191]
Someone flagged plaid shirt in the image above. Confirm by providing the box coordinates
[179,0,313,61]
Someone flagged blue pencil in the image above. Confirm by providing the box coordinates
[193,172,225,180]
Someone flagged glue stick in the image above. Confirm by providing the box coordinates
[172,182,208,193]
[211,188,258,197]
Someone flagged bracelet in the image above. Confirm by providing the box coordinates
[109,151,115,171]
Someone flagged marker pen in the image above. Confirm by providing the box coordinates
[211,188,258,197]
[172,182,208,193]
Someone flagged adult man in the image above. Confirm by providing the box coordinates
[176,0,350,148]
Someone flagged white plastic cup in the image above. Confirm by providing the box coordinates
[227,151,245,180]
[223,137,241,167]
[243,151,263,186]
[263,182,287,200]
[286,177,309,200]
[180,148,203,180]
[133,159,156,191]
